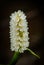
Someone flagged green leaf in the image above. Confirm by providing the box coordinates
[27,48,40,59]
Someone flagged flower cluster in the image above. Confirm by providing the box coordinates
[9,10,29,53]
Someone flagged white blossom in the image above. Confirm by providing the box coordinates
[9,10,29,53]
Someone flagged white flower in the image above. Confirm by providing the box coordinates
[9,10,29,53]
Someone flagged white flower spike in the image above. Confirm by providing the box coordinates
[9,10,29,53]
[9,10,40,65]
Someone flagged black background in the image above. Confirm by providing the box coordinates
[0,0,44,65]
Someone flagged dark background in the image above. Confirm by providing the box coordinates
[0,0,44,65]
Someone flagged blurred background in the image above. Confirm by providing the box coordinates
[0,0,44,65]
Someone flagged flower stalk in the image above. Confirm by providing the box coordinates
[9,52,20,65]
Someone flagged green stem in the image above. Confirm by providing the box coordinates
[27,48,40,59]
[8,52,20,65]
